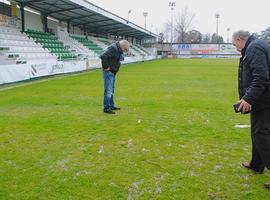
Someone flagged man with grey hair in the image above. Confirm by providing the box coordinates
[232,30,270,189]
[100,40,130,114]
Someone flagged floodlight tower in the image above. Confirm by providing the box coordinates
[169,1,176,55]
[143,12,148,29]
[215,13,220,43]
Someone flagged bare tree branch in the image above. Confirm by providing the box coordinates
[174,6,196,43]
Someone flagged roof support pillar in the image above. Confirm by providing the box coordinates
[19,3,25,33]
[83,24,87,36]
[42,14,48,33]
[67,21,70,33]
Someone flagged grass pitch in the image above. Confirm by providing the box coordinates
[1,59,269,199]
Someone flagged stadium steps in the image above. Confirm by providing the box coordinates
[133,44,151,55]
[92,37,150,57]
[98,39,112,46]
[26,30,76,61]
[88,36,109,50]
[58,33,95,59]
[130,45,146,56]
[71,36,104,56]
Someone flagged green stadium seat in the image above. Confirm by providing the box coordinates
[26,29,75,61]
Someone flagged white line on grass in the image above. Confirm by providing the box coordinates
[0,69,97,92]
[234,124,250,128]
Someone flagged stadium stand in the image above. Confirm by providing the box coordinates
[0,24,153,65]
[0,0,158,85]
[0,25,57,65]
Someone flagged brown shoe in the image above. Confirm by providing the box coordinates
[264,183,270,189]
[242,162,263,174]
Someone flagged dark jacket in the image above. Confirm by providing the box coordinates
[100,42,124,74]
[238,35,270,112]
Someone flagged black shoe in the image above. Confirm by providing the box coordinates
[111,107,121,110]
[242,162,264,174]
[264,182,270,189]
[104,110,115,114]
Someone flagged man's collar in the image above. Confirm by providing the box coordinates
[116,42,123,53]
[241,35,256,56]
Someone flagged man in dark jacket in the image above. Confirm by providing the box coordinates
[100,40,130,114]
[233,30,270,189]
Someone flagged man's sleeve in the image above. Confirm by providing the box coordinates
[100,47,114,69]
[242,46,270,105]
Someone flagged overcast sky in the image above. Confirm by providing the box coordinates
[88,0,270,41]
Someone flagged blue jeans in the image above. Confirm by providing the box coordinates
[103,71,115,111]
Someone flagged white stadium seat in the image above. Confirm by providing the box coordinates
[0,25,57,64]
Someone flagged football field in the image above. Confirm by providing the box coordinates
[1,59,269,199]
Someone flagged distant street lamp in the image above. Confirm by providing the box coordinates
[227,27,230,43]
[143,12,148,29]
[150,24,153,32]
[215,13,220,43]
[127,10,132,22]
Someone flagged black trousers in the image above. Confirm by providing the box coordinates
[250,108,270,172]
